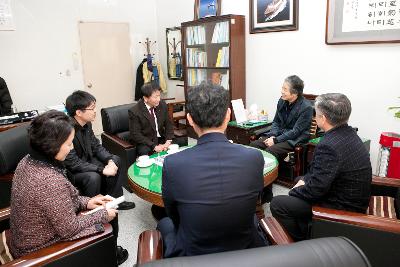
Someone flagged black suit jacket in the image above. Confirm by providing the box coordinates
[162,133,266,256]
[268,96,313,146]
[64,121,114,174]
[128,99,174,148]
[290,124,372,213]
[0,77,13,116]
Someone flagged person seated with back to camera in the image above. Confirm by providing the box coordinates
[7,111,125,264]
[157,81,268,258]
[128,82,175,157]
[270,93,372,241]
[63,90,135,211]
[250,75,313,204]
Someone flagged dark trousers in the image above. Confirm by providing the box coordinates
[250,139,293,201]
[250,138,293,160]
[69,156,123,198]
[157,215,268,258]
[270,195,312,241]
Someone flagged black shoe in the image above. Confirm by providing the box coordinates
[261,185,273,204]
[118,201,135,210]
[116,245,129,265]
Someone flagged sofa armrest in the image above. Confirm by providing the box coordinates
[3,223,114,267]
[0,173,13,183]
[137,230,163,265]
[259,217,293,245]
[312,206,400,234]
[372,175,400,188]
[0,207,10,222]
[101,132,133,149]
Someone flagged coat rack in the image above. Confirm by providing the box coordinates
[139,37,156,57]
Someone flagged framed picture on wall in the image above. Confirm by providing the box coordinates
[250,0,298,33]
[194,0,221,20]
[326,0,400,44]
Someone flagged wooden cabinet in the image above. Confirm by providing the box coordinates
[181,15,246,138]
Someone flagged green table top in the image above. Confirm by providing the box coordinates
[128,146,278,194]
[228,120,270,129]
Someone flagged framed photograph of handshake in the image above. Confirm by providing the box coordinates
[326,0,400,45]
[194,0,221,20]
[250,0,299,34]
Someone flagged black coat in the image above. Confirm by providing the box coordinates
[162,133,266,256]
[64,121,113,174]
[290,124,372,213]
[128,99,174,148]
[134,59,146,101]
[268,96,313,146]
[0,77,13,116]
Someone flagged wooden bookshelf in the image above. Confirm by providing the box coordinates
[181,15,246,138]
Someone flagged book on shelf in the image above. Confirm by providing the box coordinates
[211,21,229,43]
[186,26,206,45]
[186,48,207,67]
[215,46,229,67]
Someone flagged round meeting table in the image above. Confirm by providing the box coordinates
[128,146,278,220]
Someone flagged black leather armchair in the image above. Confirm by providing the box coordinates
[0,124,30,209]
[101,103,136,191]
[136,230,370,267]
[0,207,116,267]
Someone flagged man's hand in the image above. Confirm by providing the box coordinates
[154,144,167,153]
[87,195,114,210]
[163,140,172,149]
[263,137,275,147]
[103,164,117,176]
[107,160,118,172]
[292,179,305,189]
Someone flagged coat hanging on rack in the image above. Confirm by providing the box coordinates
[135,38,167,100]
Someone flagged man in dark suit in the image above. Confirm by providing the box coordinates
[158,82,268,258]
[250,75,313,203]
[270,93,372,241]
[129,82,174,156]
[0,77,13,116]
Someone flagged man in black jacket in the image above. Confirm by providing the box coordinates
[64,91,135,210]
[0,77,13,116]
[63,90,134,264]
[250,75,313,202]
[129,82,174,156]
[270,93,372,241]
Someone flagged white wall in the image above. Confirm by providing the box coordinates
[0,0,158,111]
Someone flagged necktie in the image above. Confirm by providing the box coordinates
[150,107,156,124]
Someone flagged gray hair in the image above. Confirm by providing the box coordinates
[315,93,352,126]
[285,75,304,96]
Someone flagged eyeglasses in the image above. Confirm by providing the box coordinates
[83,107,96,111]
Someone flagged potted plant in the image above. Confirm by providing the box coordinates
[389,97,400,118]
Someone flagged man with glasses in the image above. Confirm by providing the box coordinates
[129,82,174,156]
[64,90,135,210]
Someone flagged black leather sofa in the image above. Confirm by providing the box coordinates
[138,235,371,267]
[101,103,136,191]
[0,124,30,209]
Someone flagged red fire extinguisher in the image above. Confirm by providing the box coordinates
[376,132,400,179]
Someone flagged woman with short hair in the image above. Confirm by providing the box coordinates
[9,110,117,259]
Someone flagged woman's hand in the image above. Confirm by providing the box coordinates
[106,208,118,222]
[87,195,114,210]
